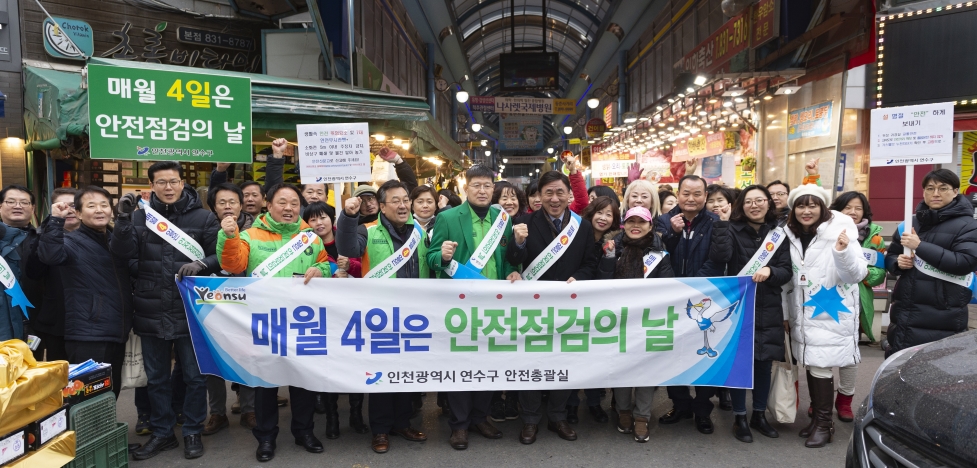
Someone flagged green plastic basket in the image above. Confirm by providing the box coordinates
[66,422,128,468]
[68,392,117,449]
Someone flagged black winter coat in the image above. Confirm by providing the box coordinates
[506,210,599,281]
[597,232,674,279]
[709,220,791,362]
[655,206,723,277]
[112,187,220,339]
[38,219,133,343]
[885,194,977,353]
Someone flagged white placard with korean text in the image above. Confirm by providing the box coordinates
[297,122,372,184]
[870,102,954,167]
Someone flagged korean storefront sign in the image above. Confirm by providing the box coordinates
[787,101,833,141]
[585,118,607,138]
[178,276,757,392]
[592,150,636,178]
[681,11,750,74]
[603,103,616,129]
[470,96,575,115]
[671,132,732,162]
[88,64,252,162]
[750,0,780,47]
[500,115,545,151]
[43,17,94,60]
[869,102,954,166]
[296,123,372,184]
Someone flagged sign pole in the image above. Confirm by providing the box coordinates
[905,165,914,253]
[333,183,343,212]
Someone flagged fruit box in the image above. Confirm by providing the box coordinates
[62,365,112,405]
[0,427,28,465]
[26,405,68,451]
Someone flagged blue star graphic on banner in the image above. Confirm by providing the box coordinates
[5,281,35,319]
[804,285,850,322]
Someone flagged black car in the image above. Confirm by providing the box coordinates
[847,330,977,467]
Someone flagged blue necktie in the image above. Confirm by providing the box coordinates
[553,218,562,231]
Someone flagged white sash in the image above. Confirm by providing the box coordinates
[139,200,205,261]
[737,227,787,276]
[642,250,667,278]
[447,206,509,278]
[522,212,582,281]
[861,248,885,268]
[251,230,317,278]
[0,255,17,290]
[912,255,975,289]
[364,222,425,279]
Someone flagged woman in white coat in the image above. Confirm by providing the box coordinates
[783,184,866,449]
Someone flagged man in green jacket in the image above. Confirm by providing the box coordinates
[426,165,521,450]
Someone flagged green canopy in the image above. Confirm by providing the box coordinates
[24,67,88,151]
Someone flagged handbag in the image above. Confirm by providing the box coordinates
[766,331,799,424]
[121,331,148,389]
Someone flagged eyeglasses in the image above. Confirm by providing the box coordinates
[743,198,768,207]
[2,200,32,207]
[153,179,183,188]
[382,199,411,207]
[769,191,788,198]
[216,199,240,207]
[923,186,953,195]
[469,183,493,192]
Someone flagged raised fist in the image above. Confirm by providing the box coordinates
[51,202,71,218]
[344,197,362,217]
[441,240,458,262]
[805,158,820,176]
[216,163,231,172]
[670,214,685,233]
[221,215,238,237]
[119,193,139,214]
[512,223,529,245]
[835,230,849,251]
[271,138,288,158]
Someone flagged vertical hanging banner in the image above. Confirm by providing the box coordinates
[787,101,833,140]
[87,63,252,162]
[178,276,756,392]
[296,122,372,184]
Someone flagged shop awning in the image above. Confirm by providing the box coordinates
[23,67,88,151]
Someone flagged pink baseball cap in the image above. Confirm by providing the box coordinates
[624,206,653,223]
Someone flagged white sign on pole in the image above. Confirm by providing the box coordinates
[297,122,372,184]
[869,102,954,167]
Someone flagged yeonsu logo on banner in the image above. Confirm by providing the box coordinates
[177,276,756,392]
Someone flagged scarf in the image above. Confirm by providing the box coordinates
[855,218,870,243]
[414,214,435,231]
[614,233,657,280]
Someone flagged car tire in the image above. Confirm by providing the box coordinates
[845,434,856,468]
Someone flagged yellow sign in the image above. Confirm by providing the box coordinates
[569,138,581,145]
[553,99,576,114]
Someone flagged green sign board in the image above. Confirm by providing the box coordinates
[88,63,252,162]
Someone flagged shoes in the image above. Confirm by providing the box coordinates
[617,410,634,434]
[733,414,753,443]
[546,420,577,441]
[566,405,580,424]
[314,394,328,414]
[750,411,779,438]
[504,395,519,420]
[633,417,650,443]
[349,393,369,434]
[589,405,609,423]
[135,414,151,436]
[256,440,275,462]
[490,399,506,422]
[132,434,179,460]
[202,414,228,436]
[449,429,468,450]
[470,421,503,439]
[805,374,836,448]
[718,389,733,411]
[277,395,288,407]
[231,401,241,415]
[127,443,141,452]
[835,393,854,422]
[240,412,257,429]
[694,415,714,434]
[176,413,186,426]
[371,434,389,453]
[519,424,538,445]
[390,426,427,442]
[183,434,204,459]
[324,394,340,439]
[294,434,324,453]
[800,371,817,438]
[658,408,693,425]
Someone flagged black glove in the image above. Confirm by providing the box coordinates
[176,260,206,279]
[119,193,139,214]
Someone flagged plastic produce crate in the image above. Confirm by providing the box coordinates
[68,392,116,449]
[65,422,128,468]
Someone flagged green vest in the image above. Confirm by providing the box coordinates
[364,214,430,278]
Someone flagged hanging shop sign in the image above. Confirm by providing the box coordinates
[469,96,575,115]
[681,11,750,74]
[585,118,607,138]
[499,115,545,151]
[592,151,635,178]
[297,122,372,184]
[961,132,977,196]
[750,0,780,47]
[603,103,616,130]
[43,17,94,61]
[787,101,833,141]
[176,27,255,52]
[869,102,954,166]
[671,132,732,162]
[87,63,253,162]
[101,21,261,72]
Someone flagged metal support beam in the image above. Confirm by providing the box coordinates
[427,43,437,118]
[618,50,626,126]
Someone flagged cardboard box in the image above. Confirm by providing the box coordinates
[62,365,112,406]
[4,431,75,468]
[26,405,68,451]
[0,428,27,465]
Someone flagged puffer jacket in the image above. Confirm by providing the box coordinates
[38,218,132,343]
[0,223,30,341]
[884,194,977,353]
[112,187,220,339]
[709,220,792,362]
[655,206,722,277]
[218,213,331,277]
[597,231,674,279]
[785,212,867,368]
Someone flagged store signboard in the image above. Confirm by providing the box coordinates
[787,101,833,141]
[603,103,616,129]
[469,96,495,113]
[750,0,780,47]
[297,122,372,184]
[671,132,731,162]
[681,12,750,74]
[88,63,252,162]
[469,96,575,115]
[869,102,954,166]
[499,115,544,151]
[43,17,94,60]
[585,118,607,138]
[592,151,635,178]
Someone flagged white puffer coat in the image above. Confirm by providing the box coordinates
[785,211,867,368]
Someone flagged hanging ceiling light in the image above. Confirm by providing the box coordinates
[471,123,482,132]
[587,98,600,109]
[456,90,470,103]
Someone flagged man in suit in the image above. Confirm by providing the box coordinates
[505,170,599,444]
[426,165,521,450]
